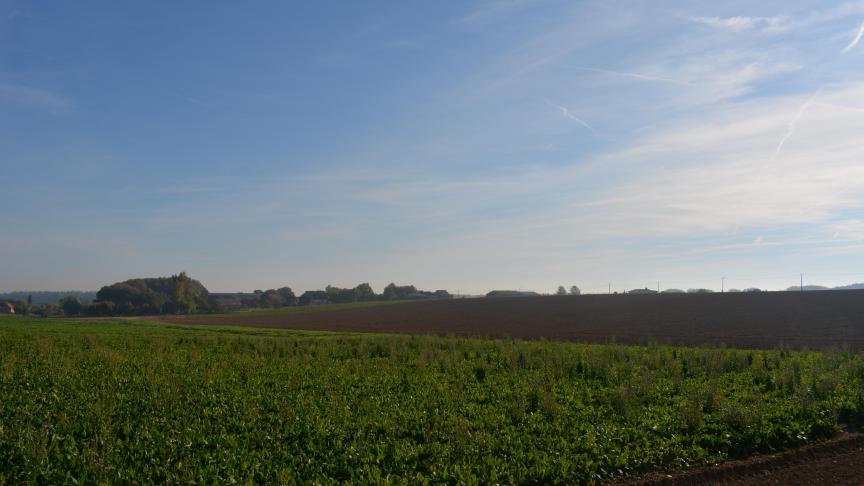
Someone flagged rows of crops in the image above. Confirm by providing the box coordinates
[1,317,863,484]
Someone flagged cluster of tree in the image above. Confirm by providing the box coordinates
[295,283,450,306]
[556,286,581,295]
[383,283,452,300]
[686,288,714,294]
[87,273,211,315]
[0,291,96,305]
[245,287,297,308]
[323,283,376,304]
[4,294,92,317]
[6,275,454,317]
[211,283,452,311]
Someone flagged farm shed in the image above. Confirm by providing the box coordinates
[627,288,658,295]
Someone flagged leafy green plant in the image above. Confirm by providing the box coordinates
[0,316,862,483]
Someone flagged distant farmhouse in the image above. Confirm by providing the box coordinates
[628,288,658,295]
[299,290,331,306]
[485,290,541,298]
[209,293,246,311]
[405,290,452,300]
[0,302,14,314]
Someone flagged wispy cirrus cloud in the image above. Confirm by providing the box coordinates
[571,67,688,85]
[541,98,594,131]
[774,87,823,157]
[831,220,864,240]
[455,0,541,26]
[586,84,864,235]
[0,83,72,111]
[688,15,788,33]
[842,20,864,52]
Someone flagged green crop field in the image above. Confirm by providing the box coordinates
[1,317,863,484]
[188,300,415,321]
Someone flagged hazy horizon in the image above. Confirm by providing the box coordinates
[2,1,863,294]
[3,276,864,296]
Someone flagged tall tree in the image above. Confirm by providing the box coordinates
[570,286,581,296]
[556,286,567,296]
[276,287,297,306]
[383,283,417,300]
[172,272,195,314]
[60,296,82,316]
[353,283,376,301]
[260,289,282,308]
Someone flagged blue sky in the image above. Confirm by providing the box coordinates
[2,0,864,294]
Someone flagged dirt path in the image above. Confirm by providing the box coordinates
[625,433,864,485]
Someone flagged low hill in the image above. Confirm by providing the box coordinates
[96,273,209,314]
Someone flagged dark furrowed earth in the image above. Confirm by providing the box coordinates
[625,433,864,485]
[170,290,864,350]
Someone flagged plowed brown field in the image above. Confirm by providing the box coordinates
[626,433,864,485]
[170,290,864,350]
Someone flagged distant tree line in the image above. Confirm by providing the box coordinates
[231,283,451,310]
[0,291,96,306]
[4,294,105,317]
[1,274,453,317]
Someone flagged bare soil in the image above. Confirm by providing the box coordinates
[624,433,864,485]
[170,290,864,350]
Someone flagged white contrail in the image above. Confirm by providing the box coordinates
[574,67,688,85]
[842,20,864,53]
[774,87,823,157]
[542,98,594,131]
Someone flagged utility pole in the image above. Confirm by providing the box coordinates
[657,281,660,293]
[721,276,725,293]
[800,273,803,292]
[608,282,611,295]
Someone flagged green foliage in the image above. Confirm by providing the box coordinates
[325,285,360,304]
[59,296,82,316]
[353,283,376,301]
[204,300,413,320]
[94,272,209,315]
[259,289,283,308]
[298,290,329,305]
[0,291,97,306]
[1,316,863,483]
[12,300,30,315]
[383,283,417,300]
[323,283,387,304]
[276,287,297,306]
